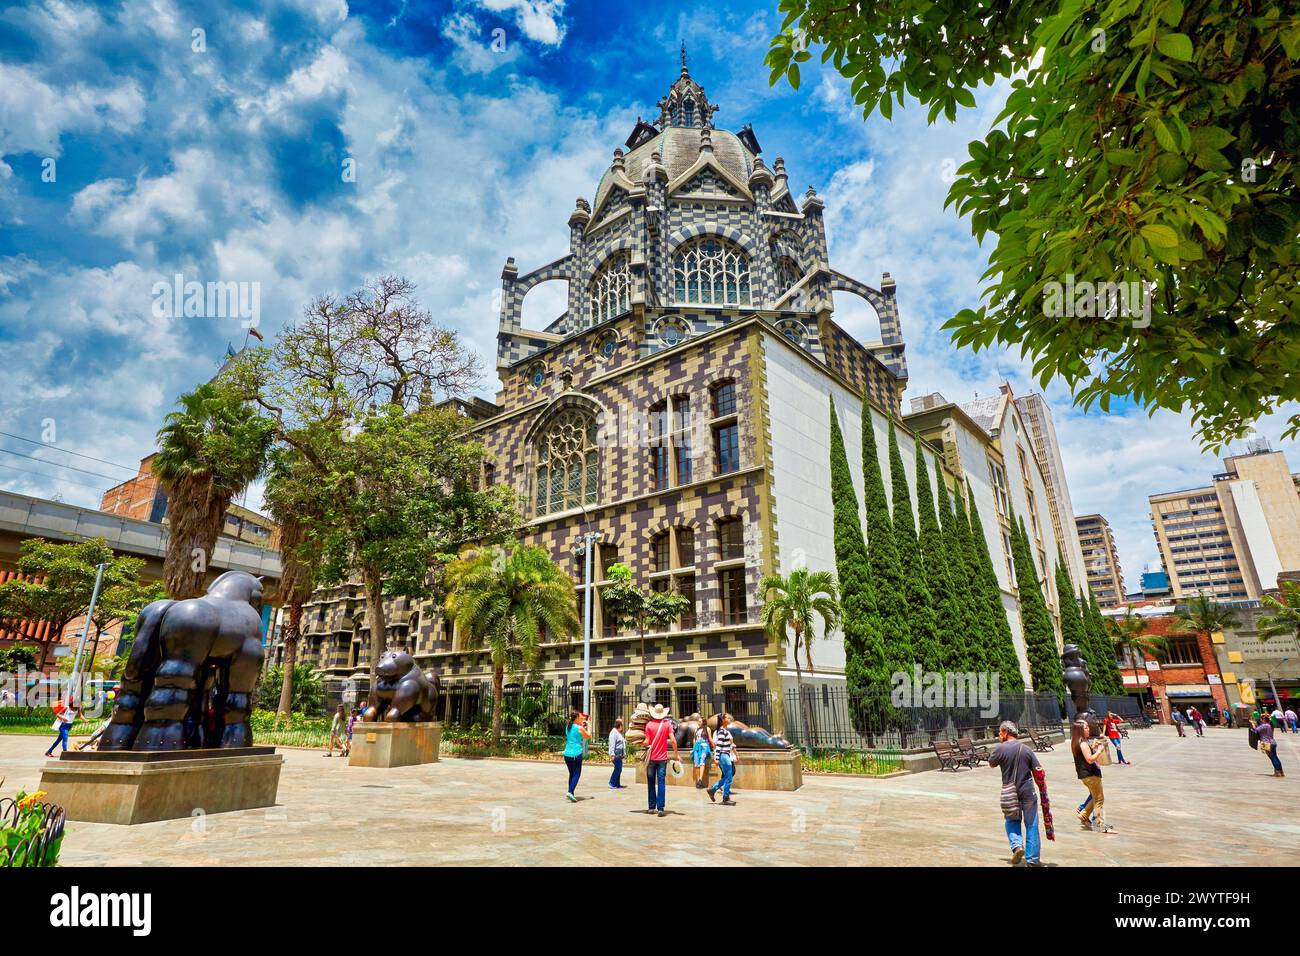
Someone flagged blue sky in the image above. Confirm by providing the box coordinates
[1,0,1296,580]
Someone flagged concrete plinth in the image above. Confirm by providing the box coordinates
[635,749,802,791]
[38,748,283,825]
[348,722,441,768]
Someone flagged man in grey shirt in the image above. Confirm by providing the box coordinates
[988,720,1043,866]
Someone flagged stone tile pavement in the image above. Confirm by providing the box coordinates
[2,726,1294,866]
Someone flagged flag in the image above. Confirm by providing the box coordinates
[247,326,264,342]
[226,342,237,358]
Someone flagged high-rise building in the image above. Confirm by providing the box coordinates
[1013,391,1088,591]
[1149,440,1300,600]
[1074,513,1125,607]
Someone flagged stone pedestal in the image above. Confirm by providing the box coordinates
[635,749,802,791]
[38,748,283,825]
[348,722,441,768]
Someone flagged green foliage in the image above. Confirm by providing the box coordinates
[950,485,991,673]
[0,644,38,672]
[1106,607,1167,685]
[1258,581,1300,642]
[0,538,146,670]
[1084,590,1127,694]
[888,425,943,674]
[768,0,1300,447]
[1177,591,1243,639]
[759,566,841,674]
[913,440,963,671]
[800,748,904,776]
[936,474,981,669]
[2,791,64,867]
[600,563,691,675]
[860,399,912,670]
[445,544,580,739]
[827,397,886,697]
[256,664,325,716]
[1010,517,1063,696]
[966,486,1025,692]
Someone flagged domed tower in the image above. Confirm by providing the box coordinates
[495,58,907,411]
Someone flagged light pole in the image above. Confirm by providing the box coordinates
[568,493,600,754]
[68,562,108,707]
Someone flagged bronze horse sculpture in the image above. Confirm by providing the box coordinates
[99,571,266,752]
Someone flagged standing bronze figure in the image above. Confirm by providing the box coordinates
[99,571,266,752]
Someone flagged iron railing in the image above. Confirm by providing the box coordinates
[0,796,65,868]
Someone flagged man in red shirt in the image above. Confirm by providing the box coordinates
[643,703,681,818]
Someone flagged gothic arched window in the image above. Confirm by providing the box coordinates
[672,237,752,307]
[589,254,631,325]
[775,256,802,293]
[535,409,600,516]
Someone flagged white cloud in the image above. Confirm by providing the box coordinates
[478,0,566,46]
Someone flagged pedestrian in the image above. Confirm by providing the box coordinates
[1253,712,1284,777]
[691,720,711,789]
[0,688,12,707]
[1272,706,1284,730]
[1223,708,1234,729]
[1104,712,1131,765]
[326,704,346,756]
[1287,707,1298,734]
[608,718,627,790]
[1073,721,1113,834]
[642,703,679,817]
[44,697,80,757]
[563,710,585,802]
[706,712,739,806]
[989,720,1045,866]
[76,716,111,751]
[1171,706,1187,737]
[1187,705,1204,737]
[343,707,360,757]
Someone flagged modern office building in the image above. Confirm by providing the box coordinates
[1075,513,1125,607]
[1149,440,1300,600]
[1013,392,1088,591]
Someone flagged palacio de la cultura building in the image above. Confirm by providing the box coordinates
[266,63,1079,735]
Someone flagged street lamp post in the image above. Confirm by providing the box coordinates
[67,562,108,706]
[567,492,601,755]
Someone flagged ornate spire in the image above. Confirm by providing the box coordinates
[657,55,717,129]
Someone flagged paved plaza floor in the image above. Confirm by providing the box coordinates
[2,726,1294,866]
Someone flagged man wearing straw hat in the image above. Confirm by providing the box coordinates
[642,703,681,818]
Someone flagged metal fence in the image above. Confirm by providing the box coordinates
[783,686,1065,751]
[0,796,65,868]
[437,682,775,741]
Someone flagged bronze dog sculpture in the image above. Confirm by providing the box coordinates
[362,649,441,722]
[99,571,265,752]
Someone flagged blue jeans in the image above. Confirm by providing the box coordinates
[709,754,735,799]
[1004,796,1041,863]
[564,755,582,794]
[1110,738,1126,762]
[646,759,668,811]
[46,722,70,755]
[1266,745,1283,774]
[609,756,623,787]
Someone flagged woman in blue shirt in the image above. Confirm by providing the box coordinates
[563,711,585,802]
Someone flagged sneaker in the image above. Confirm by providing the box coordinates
[657,809,666,817]
[707,787,717,803]
[1011,846,1025,865]
[721,799,737,806]
[566,792,577,803]
[1026,860,1043,867]
[1100,824,1116,834]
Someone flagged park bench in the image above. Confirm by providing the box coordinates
[955,737,990,766]
[1026,729,1054,752]
[933,739,971,771]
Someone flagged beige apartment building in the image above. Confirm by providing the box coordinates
[1015,392,1088,591]
[1075,513,1125,607]
[1150,441,1300,600]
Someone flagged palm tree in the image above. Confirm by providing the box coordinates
[153,382,274,598]
[1258,581,1300,643]
[759,567,841,748]
[445,544,580,741]
[1105,609,1166,700]
[1175,592,1241,645]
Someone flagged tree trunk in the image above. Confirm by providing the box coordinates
[162,474,229,600]
[362,565,387,713]
[276,602,303,724]
[639,621,647,681]
[792,636,807,752]
[492,663,504,743]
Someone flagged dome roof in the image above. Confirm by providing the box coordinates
[593,126,755,215]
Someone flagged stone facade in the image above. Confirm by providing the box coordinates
[270,64,932,728]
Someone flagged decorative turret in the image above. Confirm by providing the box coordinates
[748,156,774,190]
[773,157,789,195]
[656,47,718,129]
[801,185,824,215]
[568,198,591,230]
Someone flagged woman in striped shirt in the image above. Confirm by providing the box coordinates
[707,713,739,805]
